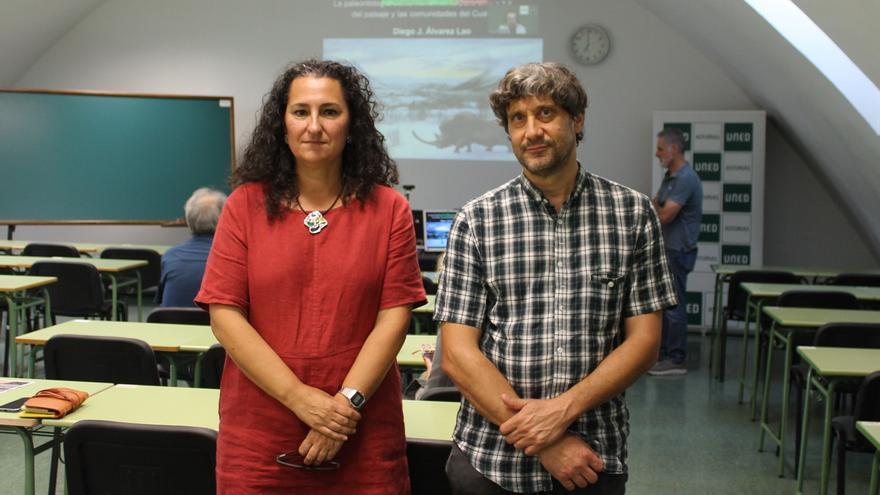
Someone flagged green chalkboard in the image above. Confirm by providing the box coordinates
[0,89,234,223]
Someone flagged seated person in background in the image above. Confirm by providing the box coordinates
[157,187,227,307]
[414,252,455,399]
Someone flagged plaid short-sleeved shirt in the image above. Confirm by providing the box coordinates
[434,165,677,493]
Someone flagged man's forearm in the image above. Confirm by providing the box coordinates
[441,322,520,425]
[561,311,661,422]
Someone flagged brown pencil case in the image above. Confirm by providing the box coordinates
[21,387,89,419]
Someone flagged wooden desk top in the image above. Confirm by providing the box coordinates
[43,384,219,429]
[402,399,458,442]
[0,275,57,292]
[15,319,213,352]
[41,385,459,443]
[0,378,112,428]
[0,241,170,255]
[762,307,880,327]
[710,265,860,277]
[414,294,435,314]
[797,346,880,377]
[0,255,146,272]
[856,421,880,451]
[398,334,438,368]
[742,283,880,301]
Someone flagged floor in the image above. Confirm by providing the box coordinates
[0,315,874,494]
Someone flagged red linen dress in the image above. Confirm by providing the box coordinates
[196,182,426,494]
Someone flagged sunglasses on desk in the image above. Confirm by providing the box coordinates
[276,451,340,471]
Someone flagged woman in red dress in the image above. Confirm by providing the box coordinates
[196,59,426,494]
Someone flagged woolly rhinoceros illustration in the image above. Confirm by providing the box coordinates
[412,112,509,153]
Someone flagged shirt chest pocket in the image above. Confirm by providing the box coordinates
[580,271,627,334]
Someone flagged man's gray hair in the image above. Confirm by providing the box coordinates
[489,62,588,144]
[657,127,686,154]
[184,188,227,235]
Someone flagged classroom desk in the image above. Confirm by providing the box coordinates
[856,421,880,495]
[708,264,879,381]
[42,385,457,443]
[795,347,880,495]
[0,275,56,378]
[757,306,880,477]
[15,319,213,385]
[412,294,436,334]
[0,240,171,256]
[0,378,112,495]
[741,284,880,418]
[0,255,147,321]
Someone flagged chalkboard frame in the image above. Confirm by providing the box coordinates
[0,88,236,225]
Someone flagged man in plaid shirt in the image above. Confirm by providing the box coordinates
[434,62,677,494]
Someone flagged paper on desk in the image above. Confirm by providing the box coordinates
[0,379,32,393]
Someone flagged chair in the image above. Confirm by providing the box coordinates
[28,261,126,323]
[407,438,452,495]
[717,270,800,384]
[64,420,217,495]
[44,334,161,385]
[21,242,80,258]
[147,307,210,384]
[829,273,880,287]
[422,276,438,296]
[101,247,162,292]
[200,343,226,389]
[147,307,210,325]
[831,370,880,495]
[792,323,880,478]
[418,386,461,403]
[43,334,161,492]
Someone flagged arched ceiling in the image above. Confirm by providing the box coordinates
[633,0,880,259]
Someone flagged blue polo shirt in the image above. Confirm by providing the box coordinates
[656,163,703,251]
[157,233,214,307]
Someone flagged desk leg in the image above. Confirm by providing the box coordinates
[749,300,767,419]
[796,368,814,494]
[819,381,836,495]
[776,331,794,477]
[167,355,178,387]
[135,272,142,322]
[738,296,754,404]
[27,344,37,379]
[757,323,777,453]
[3,295,17,377]
[709,273,722,379]
[107,274,119,321]
[193,352,205,388]
[13,428,36,495]
[869,449,879,495]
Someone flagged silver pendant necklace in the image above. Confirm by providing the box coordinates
[297,187,344,235]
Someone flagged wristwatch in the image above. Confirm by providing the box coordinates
[339,386,366,411]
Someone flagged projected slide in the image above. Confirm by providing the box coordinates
[324,38,543,161]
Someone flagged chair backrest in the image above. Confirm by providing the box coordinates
[813,322,880,349]
[854,370,880,424]
[830,273,880,287]
[422,276,438,296]
[418,386,461,403]
[777,290,860,310]
[407,438,452,495]
[101,248,162,289]
[725,270,801,319]
[44,334,161,385]
[22,242,80,257]
[200,344,226,389]
[64,420,217,495]
[28,261,106,317]
[147,307,210,325]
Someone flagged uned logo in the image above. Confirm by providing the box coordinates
[721,245,751,265]
[699,214,720,243]
[686,292,702,326]
[693,153,721,181]
[723,184,752,212]
[724,123,753,151]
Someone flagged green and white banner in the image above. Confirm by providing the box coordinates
[652,111,766,328]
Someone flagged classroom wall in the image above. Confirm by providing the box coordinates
[9,0,877,268]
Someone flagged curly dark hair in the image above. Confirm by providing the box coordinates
[233,59,399,220]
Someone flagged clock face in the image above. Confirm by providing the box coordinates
[570,25,611,66]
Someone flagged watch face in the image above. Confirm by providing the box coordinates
[570,25,610,66]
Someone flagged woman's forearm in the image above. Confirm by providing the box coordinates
[340,305,412,400]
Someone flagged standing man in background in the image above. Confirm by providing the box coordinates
[157,187,226,307]
[435,62,676,494]
[648,128,703,376]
